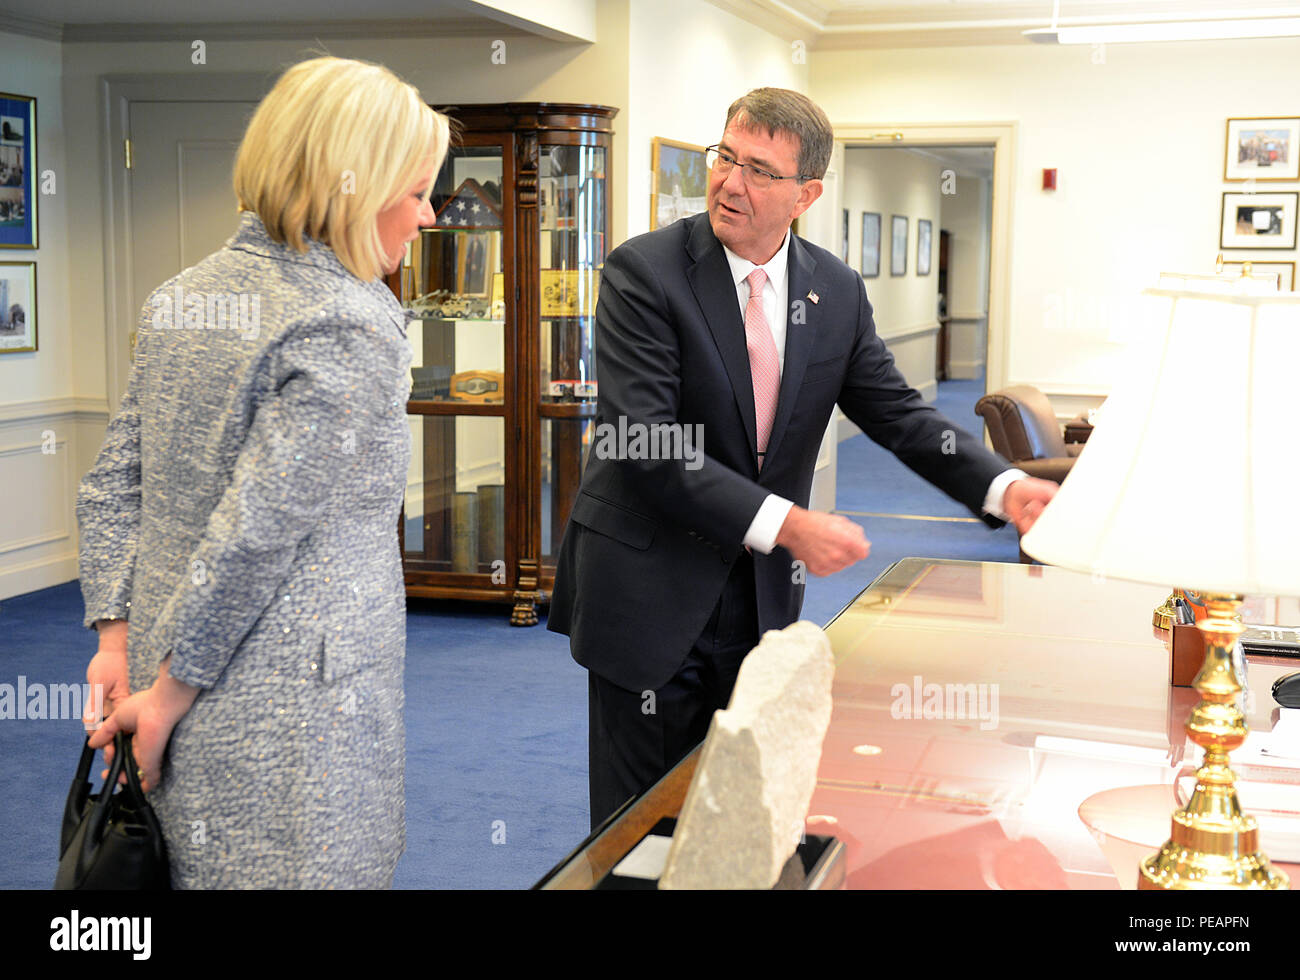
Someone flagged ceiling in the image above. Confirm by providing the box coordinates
[4,0,1299,46]
[0,0,549,41]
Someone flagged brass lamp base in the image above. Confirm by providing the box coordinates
[1153,592,1178,630]
[1139,593,1289,890]
[1138,812,1287,890]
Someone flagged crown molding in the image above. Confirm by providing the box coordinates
[0,11,64,41]
[60,18,524,43]
[708,0,1300,49]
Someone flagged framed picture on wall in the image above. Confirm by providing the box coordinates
[650,138,707,230]
[917,219,933,276]
[1220,192,1298,249]
[0,93,36,249]
[890,215,908,276]
[0,260,36,353]
[1225,117,1300,182]
[1220,260,1296,290]
[861,212,880,278]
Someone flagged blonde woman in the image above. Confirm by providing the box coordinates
[76,57,449,888]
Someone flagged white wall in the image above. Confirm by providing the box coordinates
[812,37,1300,408]
[941,174,991,378]
[944,175,990,319]
[0,32,68,408]
[0,29,98,599]
[625,0,806,239]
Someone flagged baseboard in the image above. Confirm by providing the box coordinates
[917,379,937,402]
[948,358,985,380]
[0,552,78,602]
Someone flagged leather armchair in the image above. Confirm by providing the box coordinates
[974,385,1083,484]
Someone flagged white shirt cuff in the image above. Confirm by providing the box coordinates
[983,468,1028,521]
[744,494,795,554]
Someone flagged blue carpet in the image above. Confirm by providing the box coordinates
[2,377,1017,889]
[0,583,587,891]
[833,375,988,518]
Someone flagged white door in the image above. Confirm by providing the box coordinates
[120,101,256,390]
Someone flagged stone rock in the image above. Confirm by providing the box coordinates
[659,620,834,889]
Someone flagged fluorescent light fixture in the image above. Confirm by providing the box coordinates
[1025,18,1300,44]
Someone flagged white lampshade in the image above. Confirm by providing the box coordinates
[1021,285,1300,595]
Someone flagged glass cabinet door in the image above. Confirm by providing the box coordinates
[400,144,508,575]
[539,142,606,564]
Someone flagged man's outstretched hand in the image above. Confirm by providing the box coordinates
[1003,477,1059,535]
[775,505,870,577]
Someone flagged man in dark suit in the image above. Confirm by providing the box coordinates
[549,89,1057,829]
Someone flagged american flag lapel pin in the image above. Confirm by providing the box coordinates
[807,291,819,304]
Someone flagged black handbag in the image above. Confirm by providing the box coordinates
[55,733,171,890]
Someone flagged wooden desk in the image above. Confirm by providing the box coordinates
[538,559,1300,889]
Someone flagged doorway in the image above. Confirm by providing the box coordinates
[797,123,1013,512]
[839,144,993,412]
[102,74,269,409]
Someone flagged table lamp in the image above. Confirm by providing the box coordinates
[1021,282,1300,890]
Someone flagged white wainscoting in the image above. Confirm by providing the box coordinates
[948,314,987,380]
[0,398,109,601]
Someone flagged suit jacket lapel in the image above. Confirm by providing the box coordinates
[763,233,818,467]
[686,216,758,465]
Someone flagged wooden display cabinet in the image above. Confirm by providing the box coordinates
[386,103,617,625]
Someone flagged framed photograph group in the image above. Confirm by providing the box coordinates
[0,92,35,249]
[1218,116,1300,282]
[861,212,880,278]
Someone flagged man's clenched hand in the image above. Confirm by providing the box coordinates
[775,505,870,577]
[1004,477,1059,535]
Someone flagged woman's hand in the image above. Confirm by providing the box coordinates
[88,655,200,792]
[84,620,131,731]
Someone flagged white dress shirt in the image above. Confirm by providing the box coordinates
[721,233,1024,553]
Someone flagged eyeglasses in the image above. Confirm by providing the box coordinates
[705,145,810,188]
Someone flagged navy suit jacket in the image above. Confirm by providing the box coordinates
[548,213,1008,692]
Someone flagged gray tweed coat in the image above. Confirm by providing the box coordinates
[77,211,413,888]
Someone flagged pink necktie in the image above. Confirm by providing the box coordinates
[744,268,780,469]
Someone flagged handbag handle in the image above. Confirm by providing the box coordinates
[73,733,165,872]
[60,737,98,851]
